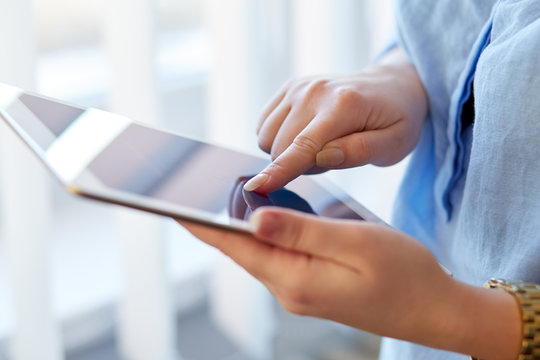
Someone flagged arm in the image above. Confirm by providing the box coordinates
[178,208,522,360]
[244,46,429,193]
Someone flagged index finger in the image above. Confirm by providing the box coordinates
[244,114,337,193]
[176,218,322,286]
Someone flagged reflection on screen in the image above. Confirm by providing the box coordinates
[86,124,269,213]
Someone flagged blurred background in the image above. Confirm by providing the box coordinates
[0,0,402,359]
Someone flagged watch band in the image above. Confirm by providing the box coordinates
[471,279,540,360]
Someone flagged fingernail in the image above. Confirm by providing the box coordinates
[316,148,345,167]
[243,173,269,192]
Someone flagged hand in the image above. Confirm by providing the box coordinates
[180,207,449,337]
[244,47,428,193]
[177,208,521,360]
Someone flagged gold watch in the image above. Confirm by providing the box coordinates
[471,279,540,360]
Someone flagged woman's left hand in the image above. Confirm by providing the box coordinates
[177,207,521,359]
[179,207,453,339]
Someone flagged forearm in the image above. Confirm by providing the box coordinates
[413,279,522,360]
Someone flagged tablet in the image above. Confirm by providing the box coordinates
[0,83,383,233]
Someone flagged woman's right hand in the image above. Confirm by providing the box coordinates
[244,47,429,194]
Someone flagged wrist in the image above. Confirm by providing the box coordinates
[438,280,522,360]
[471,280,540,360]
[368,47,429,129]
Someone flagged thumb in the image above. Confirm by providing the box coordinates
[316,125,411,169]
[248,207,359,262]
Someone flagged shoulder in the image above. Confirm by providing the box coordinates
[485,1,540,72]
[475,6,540,123]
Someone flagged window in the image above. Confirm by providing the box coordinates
[0,1,400,359]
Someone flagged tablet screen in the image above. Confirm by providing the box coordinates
[0,84,379,232]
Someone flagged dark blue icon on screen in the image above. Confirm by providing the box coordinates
[228,176,315,220]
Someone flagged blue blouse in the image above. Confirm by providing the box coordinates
[382,1,540,358]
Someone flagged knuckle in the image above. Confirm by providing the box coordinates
[292,134,321,155]
[305,79,328,96]
[333,86,363,110]
[265,159,289,178]
[260,206,307,248]
[310,78,328,90]
[287,77,310,94]
[285,219,306,250]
